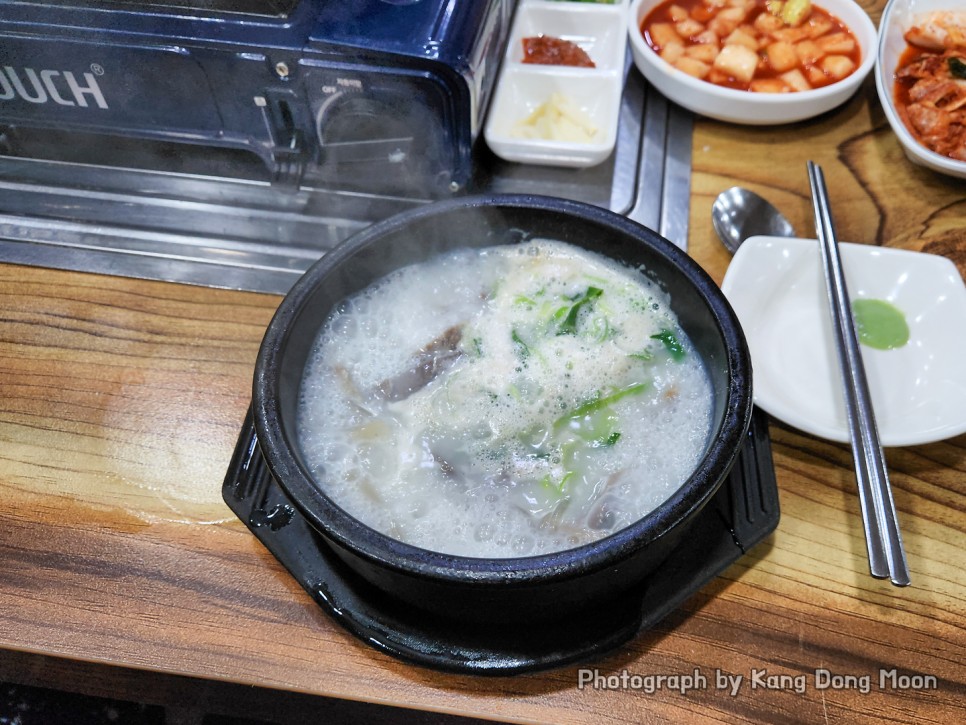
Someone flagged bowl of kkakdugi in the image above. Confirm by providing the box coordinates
[252,194,753,625]
[628,0,877,124]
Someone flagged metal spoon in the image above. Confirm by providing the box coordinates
[711,186,797,252]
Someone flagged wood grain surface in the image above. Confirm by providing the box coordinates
[1,2,964,722]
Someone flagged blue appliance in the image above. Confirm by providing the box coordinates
[0,0,517,196]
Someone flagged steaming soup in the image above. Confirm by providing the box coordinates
[297,239,713,558]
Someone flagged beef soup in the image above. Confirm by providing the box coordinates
[251,195,752,623]
[297,239,713,558]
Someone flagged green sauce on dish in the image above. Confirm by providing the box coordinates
[852,299,909,350]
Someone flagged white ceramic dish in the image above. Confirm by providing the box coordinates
[484,1,627,167]
[627,0,877,125]
[875,0,966,179]
[721,236,966,446]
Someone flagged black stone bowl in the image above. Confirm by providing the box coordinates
[252,194,752,625]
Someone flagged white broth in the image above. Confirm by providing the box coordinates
[297,239,713,558]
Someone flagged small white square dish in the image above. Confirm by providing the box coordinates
[721,236,966,446]
[484,0,627,168]
[484,68,622,166]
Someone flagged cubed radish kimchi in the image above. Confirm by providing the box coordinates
[641,0,861,93]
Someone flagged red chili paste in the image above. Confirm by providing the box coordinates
[522,36,596,68]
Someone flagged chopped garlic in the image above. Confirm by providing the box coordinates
[511,93,599,143]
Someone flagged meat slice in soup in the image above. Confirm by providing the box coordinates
[377,325,464,402]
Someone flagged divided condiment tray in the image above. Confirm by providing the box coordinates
[484,0,628,168]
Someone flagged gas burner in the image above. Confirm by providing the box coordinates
[0,0,516,196]
[0,2,697,295]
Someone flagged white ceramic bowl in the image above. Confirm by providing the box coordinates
[627,0,877,124]
[721,236,966,446]
[875,0,966,179]
[484,1,627,167]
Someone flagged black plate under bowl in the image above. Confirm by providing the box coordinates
[222,407,779,676]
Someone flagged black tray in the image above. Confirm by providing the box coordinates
[222,407,779,676]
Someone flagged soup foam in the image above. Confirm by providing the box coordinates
[297,239,712,557]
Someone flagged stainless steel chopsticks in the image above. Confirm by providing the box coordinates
[806,161,911,587]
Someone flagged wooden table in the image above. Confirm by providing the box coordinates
[2,3,964,722]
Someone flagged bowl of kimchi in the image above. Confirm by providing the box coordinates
[627,0,877,124]
[875,0,966,178]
